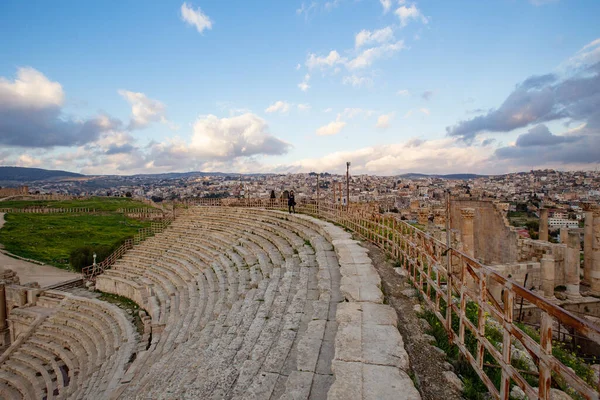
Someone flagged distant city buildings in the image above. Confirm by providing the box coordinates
[3,169,598,224]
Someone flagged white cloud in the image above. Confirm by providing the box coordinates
[118,90,167,129]
[397,89,410,96]
[347,40,405,69]
[380,0,392,13]
[265,100,291,114]
[324,0,342,11]
[187,113,291,158]
[16,154,42,167]
[395,4,428,27]
[355,27,394,48]
[316,117,347,136]
[0,67,64,109]
[565,38,600,69]
[323,107,333,113]
[306,50,345,69]
[298,74,311,92]
[296,2,318,19]
[0,67,118,147]
[296,63,302,70]
[180,2,213,34]
[289,137,494,175]
[420,108,430,115]
[376,113,393,129]
[298,103,311,111]
[305,33,405,82]
[342,75,373,88]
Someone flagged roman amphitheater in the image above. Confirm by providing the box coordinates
[1,200,600,399]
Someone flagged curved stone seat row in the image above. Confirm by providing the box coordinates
[94,207,419,399]
[0,291,136,400]
[92,207,340,399]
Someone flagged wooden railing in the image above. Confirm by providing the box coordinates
[81,215,174,280]
[0,207,96,214]
[183,198,600,399]
[296,201,600,400]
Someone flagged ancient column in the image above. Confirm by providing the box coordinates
[461,208,475,258]
[559,227,569,244]
[591,209,600,295]
[583,205,594,285]
[0,284,8,348]
[541,254,556,299]
[0,284,6,331]
[418,209,429,226]
[565,231,582,299]
[539,208,549,242]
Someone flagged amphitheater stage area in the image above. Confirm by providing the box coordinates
[0,206,420,399]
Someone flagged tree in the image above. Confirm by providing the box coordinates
[125,192,132,198]
[270,190,276,199]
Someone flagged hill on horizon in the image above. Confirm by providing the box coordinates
[1,166,492,183]
[0,166,84,182]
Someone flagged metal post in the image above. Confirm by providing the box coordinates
[346,161,351,210]
[333,180,336,206]
[317,174,320,213]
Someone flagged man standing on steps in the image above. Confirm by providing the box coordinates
[288,190,296,214]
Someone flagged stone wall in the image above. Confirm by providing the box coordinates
[517,239,567,285]
[489,262,542,289]
[449,199,519,264]
[450,199,568,284]
[0,186,28,198]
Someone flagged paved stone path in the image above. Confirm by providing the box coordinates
[0,213,78,287]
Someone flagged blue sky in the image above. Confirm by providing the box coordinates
[0,0,599,175]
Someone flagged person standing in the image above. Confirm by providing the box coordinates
[288,190,296,214]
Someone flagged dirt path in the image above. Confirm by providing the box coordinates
[0,212,79,287]
[364,241,464,400]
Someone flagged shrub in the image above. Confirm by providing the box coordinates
[69,236,132,272]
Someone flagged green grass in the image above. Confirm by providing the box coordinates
[97,291,145,336]
[0,213,151,269]
[0,196,154,211]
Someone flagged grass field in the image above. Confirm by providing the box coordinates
[0,196,154,211]
[0,212,151,269]
[507,211,538,227]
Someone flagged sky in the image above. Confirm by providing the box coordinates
[0,0,599,176]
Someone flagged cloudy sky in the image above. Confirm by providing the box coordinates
[0,0,599,175]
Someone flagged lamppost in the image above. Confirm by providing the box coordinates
[316,173,320,211]
[346,162,351,209]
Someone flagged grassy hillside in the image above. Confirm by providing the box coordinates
[0,197,156,270]
[0,197,152,211]
[0,213,151,269]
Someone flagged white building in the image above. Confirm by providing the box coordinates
[548,218,579,228]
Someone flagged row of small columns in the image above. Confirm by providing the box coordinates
[538,204,600,298]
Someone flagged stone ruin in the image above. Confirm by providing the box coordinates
[0,186,28,199]
[446,199,600,321]
[0,207,421,399]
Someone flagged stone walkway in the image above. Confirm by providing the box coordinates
[0,213,78,287]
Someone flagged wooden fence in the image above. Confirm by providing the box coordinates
[81,215,174,279]
[0,207,95,214]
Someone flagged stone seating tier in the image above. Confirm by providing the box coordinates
[95,207,419,399]
[0,293,136,399]
[1,207,420,399]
